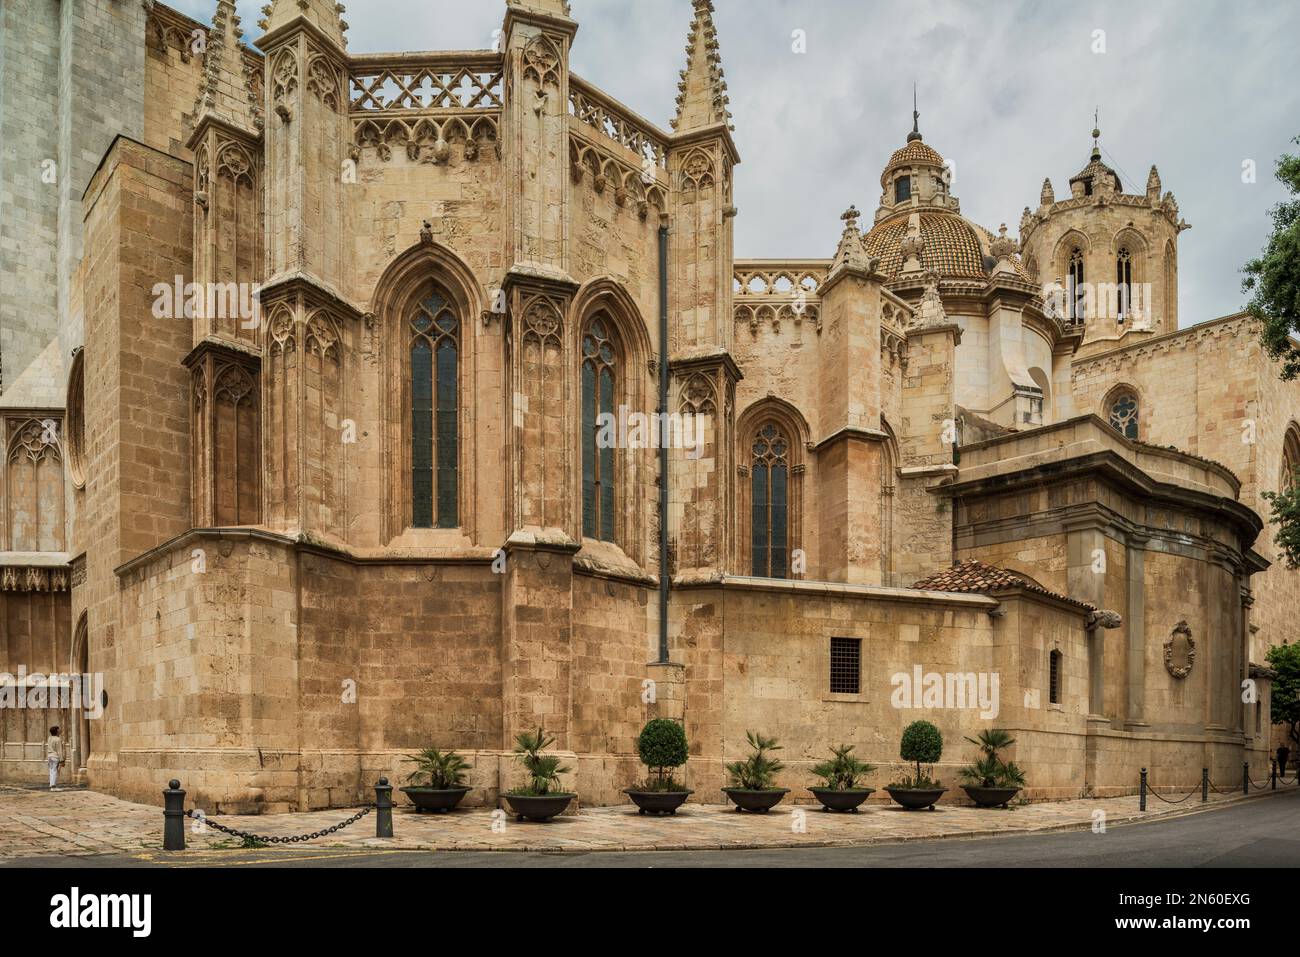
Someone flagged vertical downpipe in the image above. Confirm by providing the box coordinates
[657,224,670,664]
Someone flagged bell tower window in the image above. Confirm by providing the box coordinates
[1116,247,1133,322]
[894,175,912,203]
[1068,248,1085,322]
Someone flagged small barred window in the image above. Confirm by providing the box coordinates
[830,637,861,695]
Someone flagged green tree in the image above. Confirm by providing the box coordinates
[1243,134,1300,381]
[1266,643,1300,750]
[1261,477,1300,569]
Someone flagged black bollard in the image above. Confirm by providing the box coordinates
[1272,760,1277,790]
[1242,761,1249,795]
[1201,768,1208,803]
[375,777,393,838]
[1139,767,1147,811]
[163,779,186,851]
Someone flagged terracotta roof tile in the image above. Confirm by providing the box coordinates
[912,560,1093,610]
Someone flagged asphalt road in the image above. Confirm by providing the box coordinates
[7,788,1299,868]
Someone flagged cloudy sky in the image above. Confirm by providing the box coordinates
[175,0,1300,325]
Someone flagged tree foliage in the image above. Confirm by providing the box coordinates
[1243,134,1300,380]
[636,718,689,790]
[1266,643,1300,750]
[1261,472,1300,569]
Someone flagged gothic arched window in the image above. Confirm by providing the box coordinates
[410,284,459,528]
[581,315,618,541]
[1282,423,1300,491]
[1068,247,1085,322]
[1108,390,1139,440]
[894,176,912,204]
[1116,247,1133,321]
[751,422,790,578]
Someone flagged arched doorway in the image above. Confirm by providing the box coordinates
[70,613,90,777]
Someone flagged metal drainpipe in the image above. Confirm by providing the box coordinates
[657,224,670,664]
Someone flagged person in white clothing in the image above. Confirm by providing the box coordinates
[46,726,64,790]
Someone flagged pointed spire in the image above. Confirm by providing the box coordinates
[259,0,348,50]
[1146,164,1162,200]
[1090,108,1101,161]
[1040,177,1055,206]
[193,0,263,135]
[907,82,922,142]
[672,0,733,133]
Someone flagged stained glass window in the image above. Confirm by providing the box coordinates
[1108,391,1138,440]
[410,286,458,527]
[582,316,617,541]
[751,423,789,578]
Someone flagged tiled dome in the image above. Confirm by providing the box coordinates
[864,212,1033,282]
[880,138,946,187]
[865,212,987,280]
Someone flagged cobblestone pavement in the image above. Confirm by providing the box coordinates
[2,781,1293,860]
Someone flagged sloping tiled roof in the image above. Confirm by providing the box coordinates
[913,560,1092,610]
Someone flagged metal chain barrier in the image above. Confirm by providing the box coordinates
[185,805,371,845]
[1141,778,1199,804]
[163,777,395,851]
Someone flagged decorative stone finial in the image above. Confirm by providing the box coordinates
[191,0,263,136]
[990,223,1017,261]
[672,0,733,133]
[1040,177,1055,207]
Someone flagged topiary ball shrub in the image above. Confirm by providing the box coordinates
[898,720,943,787]
[637,718,689,790]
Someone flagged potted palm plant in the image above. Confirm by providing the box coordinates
[721,730,790,812]
[502,728,576,822]
[807,743,876,812]
[400,746,472,812]
[959,728,1026,807]
[624,718,693,815]
[885,720,947,810]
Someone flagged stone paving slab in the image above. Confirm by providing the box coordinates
[1,783,1292,860]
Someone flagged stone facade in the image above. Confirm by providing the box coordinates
[0,0,1297,809]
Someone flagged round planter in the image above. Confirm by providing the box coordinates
[807,786,874,812]
[623,788,693,815]
[502,792,576,822]
[962,785,1021,808]
[721,787,790,813]
[400,786,471,813]
[885,786,947,810]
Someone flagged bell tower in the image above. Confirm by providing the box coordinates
[1019,122,1189,349]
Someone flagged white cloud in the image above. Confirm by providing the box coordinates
[172,0,1300,324]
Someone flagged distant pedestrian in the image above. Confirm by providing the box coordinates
[1277,745,1291,777]
[46,726,64,790]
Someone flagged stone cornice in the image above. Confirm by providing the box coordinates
[676,574,1001,611]
[113,527,505,580]
[669,350,744,384]
[258,272,366,322]
[182,336,261,371]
